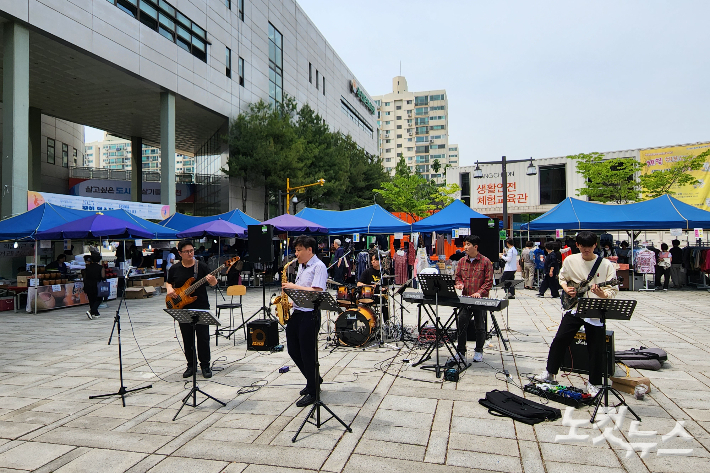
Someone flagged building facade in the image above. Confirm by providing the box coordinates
[373,76,458,184]
[0,0,377,220]
[84,133,195,174]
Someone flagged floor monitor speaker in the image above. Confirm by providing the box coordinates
[560,329,615,375]
[247,319,279,351]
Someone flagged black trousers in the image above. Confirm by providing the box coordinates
[500,270,516,296]
[655,266,671,289]
[86,290,101,316]
[538,274,560,297]
[179,323,211,368]
[456,307,486,354]
[546,312,605,386]
[286,309,320,395]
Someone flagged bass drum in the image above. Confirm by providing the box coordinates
[335,305,378,347]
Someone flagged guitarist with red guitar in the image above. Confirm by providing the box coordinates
[534,231,619,397]
[166,240,219,379]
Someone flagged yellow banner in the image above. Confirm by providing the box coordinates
[640,142,710,210]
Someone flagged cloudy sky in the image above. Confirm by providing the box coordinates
[86,1,709,168]
[297,0,710,166]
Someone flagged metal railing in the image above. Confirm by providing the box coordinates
[70,167,196,183]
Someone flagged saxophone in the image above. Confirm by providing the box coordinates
[272,258,297,325]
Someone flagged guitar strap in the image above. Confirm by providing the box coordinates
[584,256,603,289]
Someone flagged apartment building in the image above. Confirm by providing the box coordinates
[373,76,458,184]
[84,133,195,174]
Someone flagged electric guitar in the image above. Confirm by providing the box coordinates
[561,278,621,311]
[165,257,240,310]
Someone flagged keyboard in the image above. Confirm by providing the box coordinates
[403,292,509,311]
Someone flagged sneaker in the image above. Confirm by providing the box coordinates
[182,366,195,378]
[586,382,600,397]
[86,310,95,320]
[201,365,213,378]
[537,294,545,298]
[446,352,467,366]
[94,313,100,318]
[533,370,556,383]
[472,351,483,362]
[663,289,668,291]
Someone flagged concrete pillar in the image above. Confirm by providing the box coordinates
[131,136,143,202]
[28,107,41,191]
[160,92,176,214]
[1,23,30,219]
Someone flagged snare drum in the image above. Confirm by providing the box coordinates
[357,285,375,304]
[335,305,378,347]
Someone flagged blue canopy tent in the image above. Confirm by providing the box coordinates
[412,199,489,233]
[0,203,87,241]
[521,195,710,231]
[160,209,259,232]
[296,204,411,234]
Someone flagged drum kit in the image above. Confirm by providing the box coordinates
[332,276,397,347]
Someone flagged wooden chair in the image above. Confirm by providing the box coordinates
[215,284,246,346]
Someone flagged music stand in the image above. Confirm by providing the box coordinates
[576,298,639,423]
[89,268,152,406]
[416,274,467,376]
[164,309,226,421]
[284,289,353,442]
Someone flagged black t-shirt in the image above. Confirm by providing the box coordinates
[359,267,382,289]
[669,247,683,264]
[167,261,211,310]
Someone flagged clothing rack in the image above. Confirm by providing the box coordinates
[686,243,710,289]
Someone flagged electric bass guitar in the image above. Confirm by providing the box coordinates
[560,278,621,311]
[165,257,240,310]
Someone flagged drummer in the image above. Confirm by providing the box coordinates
[357,253,389,322]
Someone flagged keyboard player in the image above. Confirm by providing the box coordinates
[452,235,494,364]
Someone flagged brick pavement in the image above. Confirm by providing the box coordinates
[0,284,708,472]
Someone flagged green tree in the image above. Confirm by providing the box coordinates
[394,154,410,177]
[432,158,441,174]
[639,150,709,199]
[567,152,641,203]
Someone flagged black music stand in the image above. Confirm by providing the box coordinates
[415,274,467,376]
[164,309,226,421]
[576,298,639,423]
[284,289,353,442]
[89,270,152,406]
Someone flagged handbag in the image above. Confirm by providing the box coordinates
[97,281,110,298]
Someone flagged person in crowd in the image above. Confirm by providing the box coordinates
[331,239,345,283]
[83,252,105,320]
[534,231,619,397]
[452,235,494,364]
[538,241,561,298]
[46,254,68,275]
[521,241,536,289]
[282,235,327,408]
[499,238,518,299]
[165,240,218,379]
[669,239,684,289]
[656,243,672,291]
[616,241,630,264]
[601,242,616,258]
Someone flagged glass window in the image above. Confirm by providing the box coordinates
[315,70,319,89]
[308,63,312,83]
[225,47,231,78]
[117,0,138,17]
[192,23,205,38]
[47,138,55,164]
[238,0,244,20]
[539,165,567,205]
[176,11,190,27]
[225,0,230,9]
[238,56,244,86]
[158,0,174,16]
[415,96,428,106]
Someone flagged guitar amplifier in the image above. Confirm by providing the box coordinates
[561,329,615,375]
[247,319,279,351]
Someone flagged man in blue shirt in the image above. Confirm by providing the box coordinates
[282,235,328,407]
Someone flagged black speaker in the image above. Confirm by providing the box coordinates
[248,224,274,263]
[560,329,615,375]
[469,218,501,262]
[247,319,279,351]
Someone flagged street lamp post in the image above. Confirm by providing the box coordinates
[285,178,325,214]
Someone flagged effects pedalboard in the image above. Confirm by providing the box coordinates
[523,382,595,408]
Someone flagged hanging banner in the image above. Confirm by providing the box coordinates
[28,191,169,220]
[452,229,459,239]
[393,232,404,240]
[639,142,710,210]
[694,228,704,239]
[555,229,564,238]
[67,178,195,204]
[352,233,360,242]
[670,228,683,237]
[458,227,470,236]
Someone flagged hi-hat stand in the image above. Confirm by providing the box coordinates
[494,279,527,337]
[164,308,225,421]
[576,298,639,424]
[285,289,352,442]
[89,277,152,406]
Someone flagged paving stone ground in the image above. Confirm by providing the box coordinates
[0,283,708,472]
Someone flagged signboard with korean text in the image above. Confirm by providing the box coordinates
[67,178,195,204]
[640,142,710,210]
[694,228,704,239]
[28,191,169,220]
